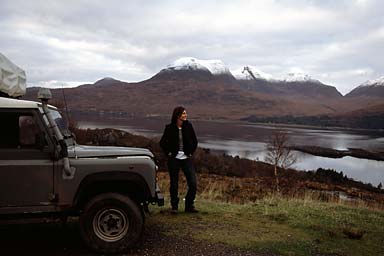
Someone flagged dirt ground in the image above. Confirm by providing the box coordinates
[0,218,263,256]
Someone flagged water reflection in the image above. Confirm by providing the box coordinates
[199,140,266,161]
[200,139,384,186]
[295,153,384,186]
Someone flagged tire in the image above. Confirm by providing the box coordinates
[79,193,144,254]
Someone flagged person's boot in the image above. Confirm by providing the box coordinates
[171,206,178,214]
[170,198,179,214]
[185,205,199,213]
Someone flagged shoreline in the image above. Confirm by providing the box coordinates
[290,145,384,161]
[73,111,384,133]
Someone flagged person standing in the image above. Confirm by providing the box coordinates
[160,106,198,213]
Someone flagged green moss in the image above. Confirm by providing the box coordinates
[148,197,384,255]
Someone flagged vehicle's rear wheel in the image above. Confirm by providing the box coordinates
[79,193,143,254]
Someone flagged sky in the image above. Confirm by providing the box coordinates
[0,0,383,95]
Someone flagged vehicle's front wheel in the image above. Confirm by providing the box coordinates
[79,193,143,254]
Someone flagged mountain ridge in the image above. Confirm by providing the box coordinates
[22,58,384,129]
[346,76,384,97]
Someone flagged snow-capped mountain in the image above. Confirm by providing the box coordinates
[167,57,209,72]
[359,76,384,87]
[150,57,341,97]
[163,58,323,84]
[232,66,274,81]
[346,76,384,97]
[166,57,232,76]
[233,66,340,97]
[200,59,231,75]
[233,67,321,84]
[150,57,236,83]
[282,72,321,84]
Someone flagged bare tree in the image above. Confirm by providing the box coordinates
[264,130,297,192]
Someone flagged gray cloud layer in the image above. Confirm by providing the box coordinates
[0,0,383,94]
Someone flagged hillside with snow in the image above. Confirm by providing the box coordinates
[165,57,232,76]
[154,57,342,98]
[22,56,384,129]
[232,65,340,97]
[160,57,331,85]
[346,76,384,97]
[232,66,274,81]
[359,76,384,87]
[282,73,321,84]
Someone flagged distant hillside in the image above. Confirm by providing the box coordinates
[235,66,342,98]
[150,57,237,85]
[238,79,342,98]
[244,101,384,129]
[150,68,214,82]
[346,86,384,97]
[345,77,384,97]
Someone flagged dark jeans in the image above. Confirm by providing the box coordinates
[167,158,197,209]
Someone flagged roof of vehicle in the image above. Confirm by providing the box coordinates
[0,96,56,109]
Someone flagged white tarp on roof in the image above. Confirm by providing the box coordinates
[0,53,26,97]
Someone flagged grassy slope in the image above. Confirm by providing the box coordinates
[70,128,384,254]
[147,198,384,256]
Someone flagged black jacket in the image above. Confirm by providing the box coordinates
[160,120,198,158]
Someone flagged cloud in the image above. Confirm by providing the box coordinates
[0,0,383,95]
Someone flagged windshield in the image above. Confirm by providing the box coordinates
[39,107,74,145]
[50,110,72,138]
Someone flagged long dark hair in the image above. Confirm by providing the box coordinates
[171,106,185,124]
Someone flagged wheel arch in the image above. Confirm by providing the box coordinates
[73,171,151,211]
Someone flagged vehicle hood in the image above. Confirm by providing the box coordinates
[68,145,154,158]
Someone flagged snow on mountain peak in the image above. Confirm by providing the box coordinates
[232,67,321,84]
[359,76,384,87]
[166,57,231,75]
[165,58,327,85]
[200,59,231,75]
[283,73,320,83]
[168,57,208,71]
[232,66,273,81]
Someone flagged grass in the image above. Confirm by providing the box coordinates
[147,196,384,256]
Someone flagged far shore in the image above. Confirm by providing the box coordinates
[290,145,384,161]
[73,110,384,133]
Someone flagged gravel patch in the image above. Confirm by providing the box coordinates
[0,219,270,256]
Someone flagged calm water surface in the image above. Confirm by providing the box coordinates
[78,118,384,186]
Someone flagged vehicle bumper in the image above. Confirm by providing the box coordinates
[154,183,164,206]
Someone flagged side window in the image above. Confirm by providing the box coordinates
[0,112,19,148]
[0,112,47,149]
[19,116,40,147]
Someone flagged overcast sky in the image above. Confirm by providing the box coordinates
[1,0,383,95]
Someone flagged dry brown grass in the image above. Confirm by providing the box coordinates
[157,171,384,210]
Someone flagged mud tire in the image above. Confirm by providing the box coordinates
[79,193,143,254]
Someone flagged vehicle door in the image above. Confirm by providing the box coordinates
[0,109,56,208]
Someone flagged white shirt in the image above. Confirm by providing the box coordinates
[175,127,187,160]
